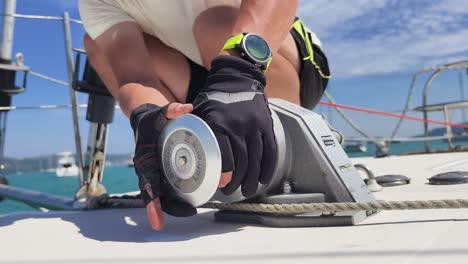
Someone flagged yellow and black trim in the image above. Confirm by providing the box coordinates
[292,19,330,79]
[290,18,331,109]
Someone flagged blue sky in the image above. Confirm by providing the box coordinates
[1,0,468,158]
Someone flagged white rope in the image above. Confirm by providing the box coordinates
[202,199,468,215]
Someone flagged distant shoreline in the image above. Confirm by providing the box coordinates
[1,153,133,175]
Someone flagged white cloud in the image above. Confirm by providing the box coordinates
[298,0,389,38]
[298,0,468,77]
[433,0,468,14]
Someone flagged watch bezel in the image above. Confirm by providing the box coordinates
[240,33,272,67]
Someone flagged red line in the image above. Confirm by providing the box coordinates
[319,101,468,129]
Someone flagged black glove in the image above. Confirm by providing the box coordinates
[192,55,277,197]
[130,103,197,217]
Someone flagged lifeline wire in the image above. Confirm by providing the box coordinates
[319,101,468,129]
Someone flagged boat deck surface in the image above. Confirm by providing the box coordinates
[1,152,468,263]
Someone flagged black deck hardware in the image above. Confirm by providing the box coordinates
[429,171,468,185]
[368,175,411,187]
[0,175,8,202]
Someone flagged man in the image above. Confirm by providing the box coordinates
[79,0,330,231]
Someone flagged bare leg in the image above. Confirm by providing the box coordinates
[84,34,120,99]
[193,6,301,105]
[142,34,191,103]
[84,34,191,103]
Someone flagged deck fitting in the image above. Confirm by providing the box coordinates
[373,175,411,187]
[0,175,8,201]
[429,171,468,185]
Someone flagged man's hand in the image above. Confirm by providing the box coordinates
[193,56,278,198]
[131,103,197,231]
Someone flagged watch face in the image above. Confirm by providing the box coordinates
[243,34,271,63]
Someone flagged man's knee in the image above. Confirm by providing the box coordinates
[265,53,300,104]
[84,34,99,61]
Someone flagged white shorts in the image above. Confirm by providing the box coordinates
[79,0,242,65]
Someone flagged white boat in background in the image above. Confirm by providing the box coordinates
[55,152,79,177]
[126,157,134,167]
[344,141,368,153]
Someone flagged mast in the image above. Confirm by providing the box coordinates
[1,0,16,61]
[0,0,17,171]
[0,0,28,172]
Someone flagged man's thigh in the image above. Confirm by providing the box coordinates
[85,31,192,103]
[143,34,192,103]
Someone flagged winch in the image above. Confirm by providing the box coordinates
[159,99,376,227]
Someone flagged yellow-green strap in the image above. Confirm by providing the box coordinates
[222,33,244,51]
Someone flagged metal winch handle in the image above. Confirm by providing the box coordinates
[159,99,375,208]
[158,114,222,207]
[158,108,286,207]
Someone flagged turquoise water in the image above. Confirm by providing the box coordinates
[0,166,139,215]
[347,139,468,158]
[1,139,467,215]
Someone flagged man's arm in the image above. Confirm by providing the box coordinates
[191,0,298,196]
[223,0,298,54]
[89,22,195,231]
[93,22,175,116]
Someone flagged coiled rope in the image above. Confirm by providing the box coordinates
[200,199,468,215]
[98,195,468,214]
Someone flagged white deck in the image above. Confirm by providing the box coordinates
[1,152,468,264]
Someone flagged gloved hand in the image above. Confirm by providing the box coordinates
[130,103,197,231]
[193,55,277,198]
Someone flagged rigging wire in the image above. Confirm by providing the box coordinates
[319,101,468,130]
[29,71,69,87]
[323,91,371,139]
[390,61,468,138]
[0,13,82,24]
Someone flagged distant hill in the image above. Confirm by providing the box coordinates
[1,153,133,175]
[413,122,468,137]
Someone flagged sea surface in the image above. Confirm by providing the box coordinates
[1,140,467,216]
[0,166,138,215]
[346,138,468,158]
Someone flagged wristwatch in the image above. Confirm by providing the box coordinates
[222,33,272,72]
